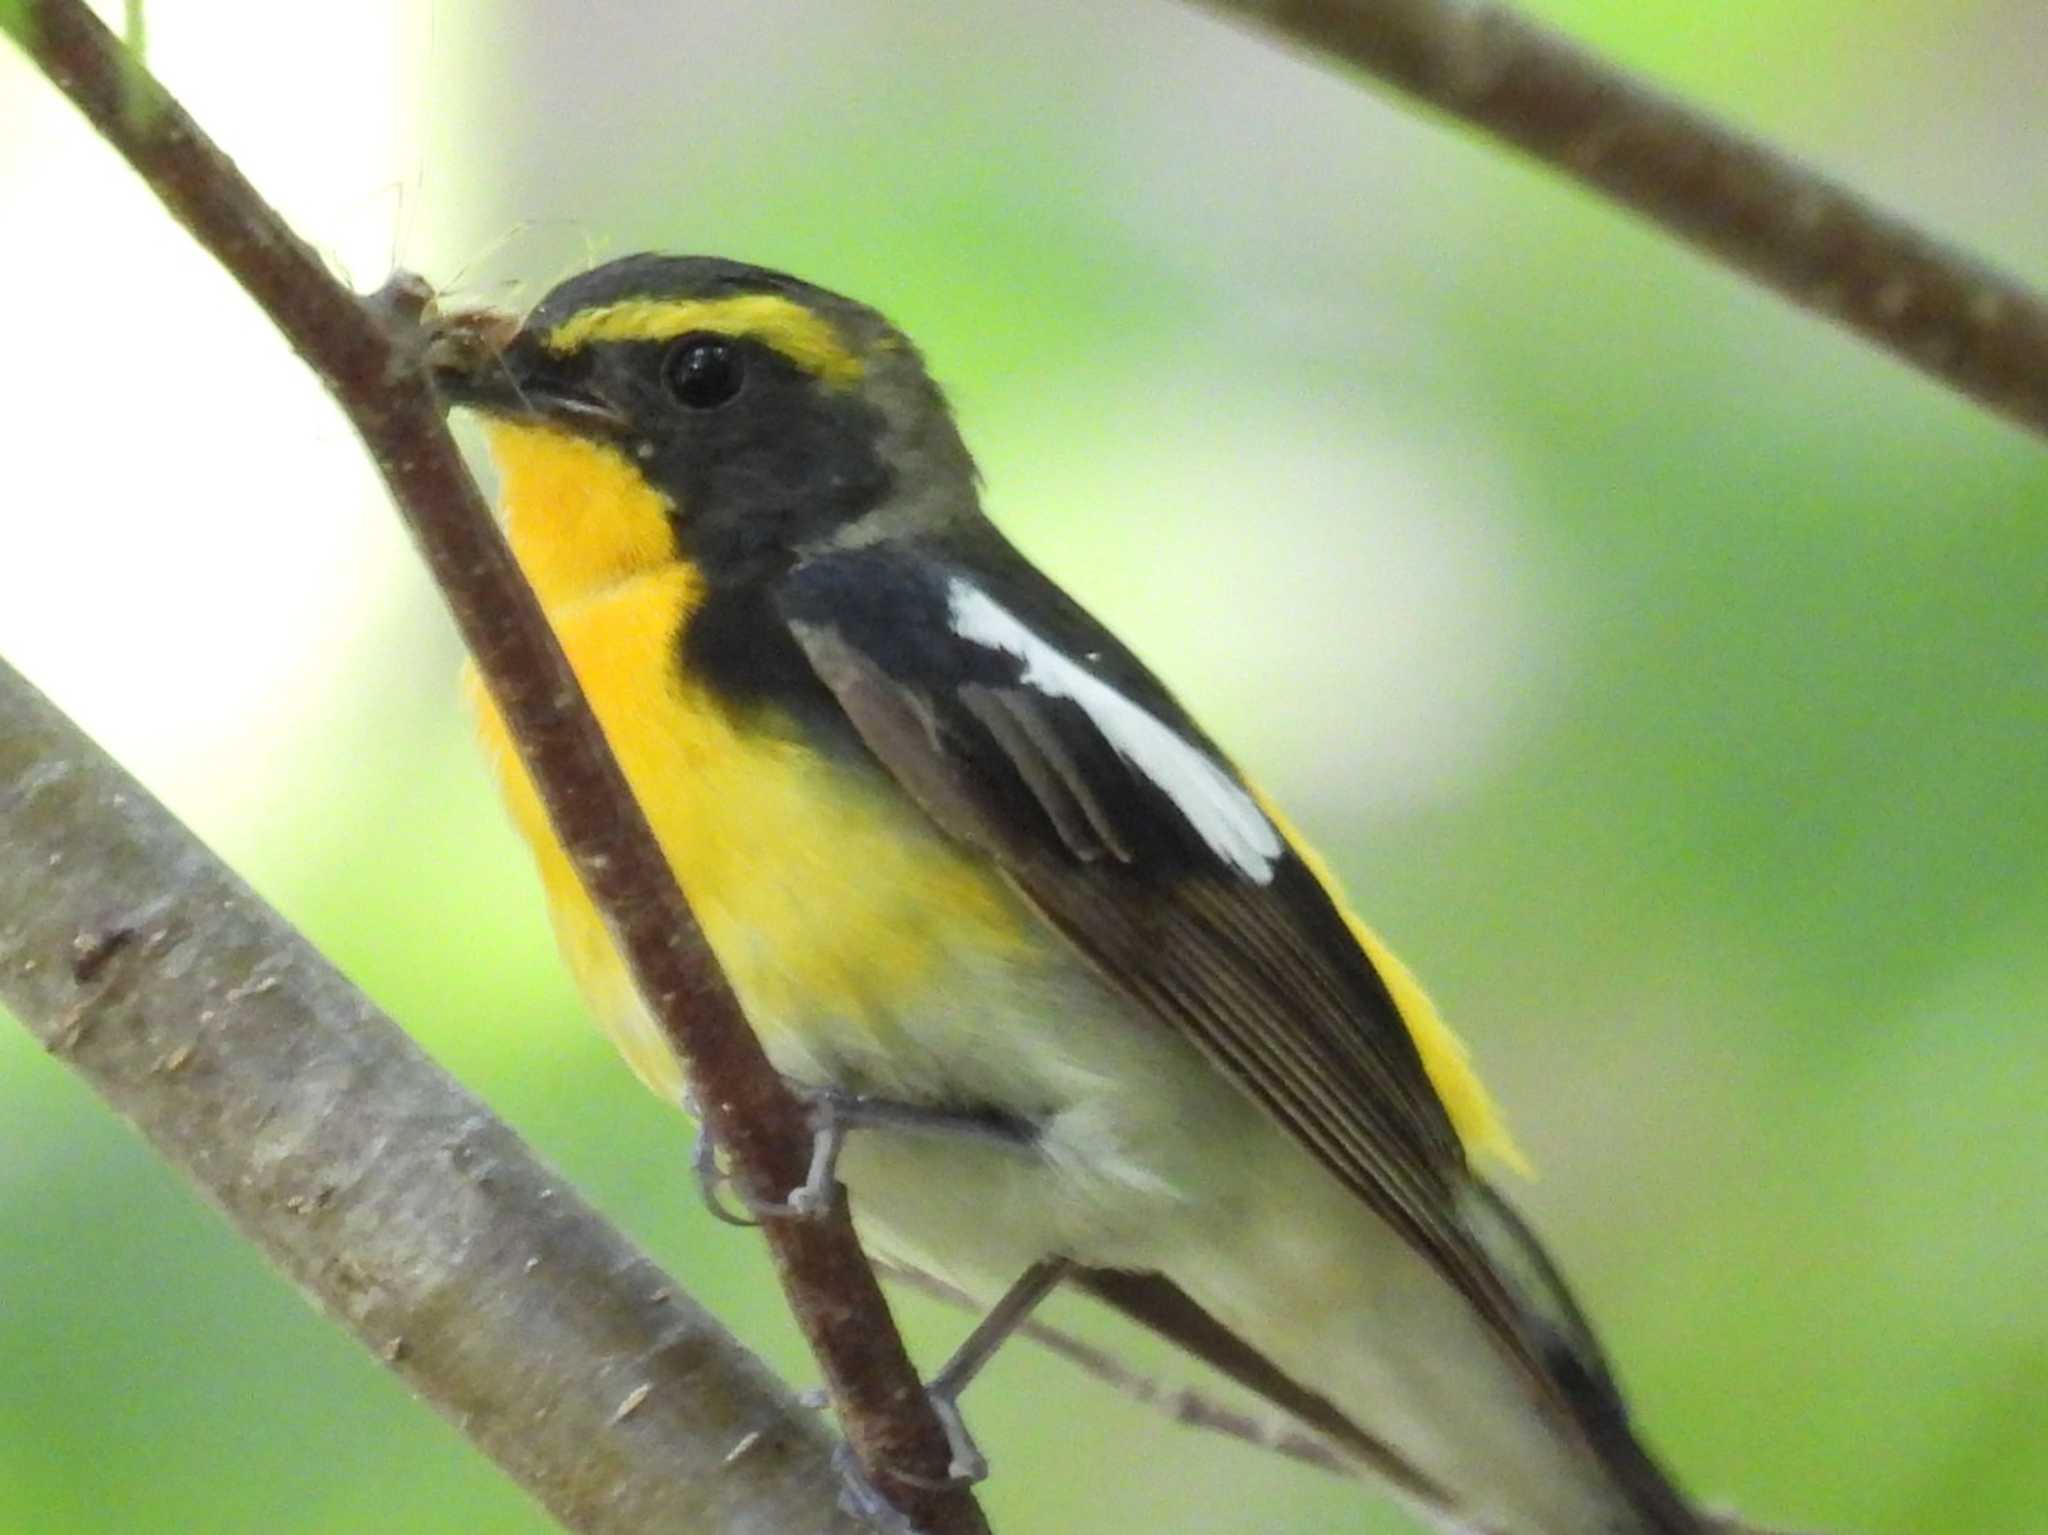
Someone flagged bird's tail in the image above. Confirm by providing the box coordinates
[1078,1168,1722,1535]
[1455,1178,1705,1534]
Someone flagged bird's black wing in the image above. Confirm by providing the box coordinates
[774,534,1517,1304]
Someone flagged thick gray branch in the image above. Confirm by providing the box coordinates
[0,656,861,1535]
[1198,0,2048,439]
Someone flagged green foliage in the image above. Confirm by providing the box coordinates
[0,0,33,46]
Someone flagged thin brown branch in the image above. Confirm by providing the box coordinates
[874,1264,1354,1480]
[1197,0,2048,439]
[0,657,860,1535]
[3,2,985,1529]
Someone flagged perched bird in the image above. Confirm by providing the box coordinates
[432,253,1714,1535]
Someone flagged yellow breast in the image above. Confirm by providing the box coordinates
[466,424,1028,1100]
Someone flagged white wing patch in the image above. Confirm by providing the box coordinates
[946,578,1281,883]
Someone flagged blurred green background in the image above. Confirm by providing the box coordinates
[3,1,2044,1532]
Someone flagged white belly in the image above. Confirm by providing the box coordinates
[767,948,1650,1535]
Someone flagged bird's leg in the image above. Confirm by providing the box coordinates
[906,1257,1074,1485]
[685,1083,1038,1226]
[833,1258,1072,1514]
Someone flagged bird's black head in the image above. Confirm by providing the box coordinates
[432,254,978,597]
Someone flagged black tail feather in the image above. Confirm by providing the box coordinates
[1460,1181,1704,1535]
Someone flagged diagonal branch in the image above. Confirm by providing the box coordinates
[0,657,860,1535]
[2,2,987,1529]
[1197,0,2048,440]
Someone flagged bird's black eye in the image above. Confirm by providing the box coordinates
[662,333,744,409]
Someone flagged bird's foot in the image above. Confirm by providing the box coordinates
[831,1441,933,1534]
[686,1083,1038,1226]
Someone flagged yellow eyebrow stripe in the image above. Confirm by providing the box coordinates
[543,294,863,386]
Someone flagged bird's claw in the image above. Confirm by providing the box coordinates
[690,1119,764,1227]
[831,1441,930,1535]
[928,1387,990,1485]
[685,1083,849,1226]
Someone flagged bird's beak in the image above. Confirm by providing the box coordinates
[425,306,630,432]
